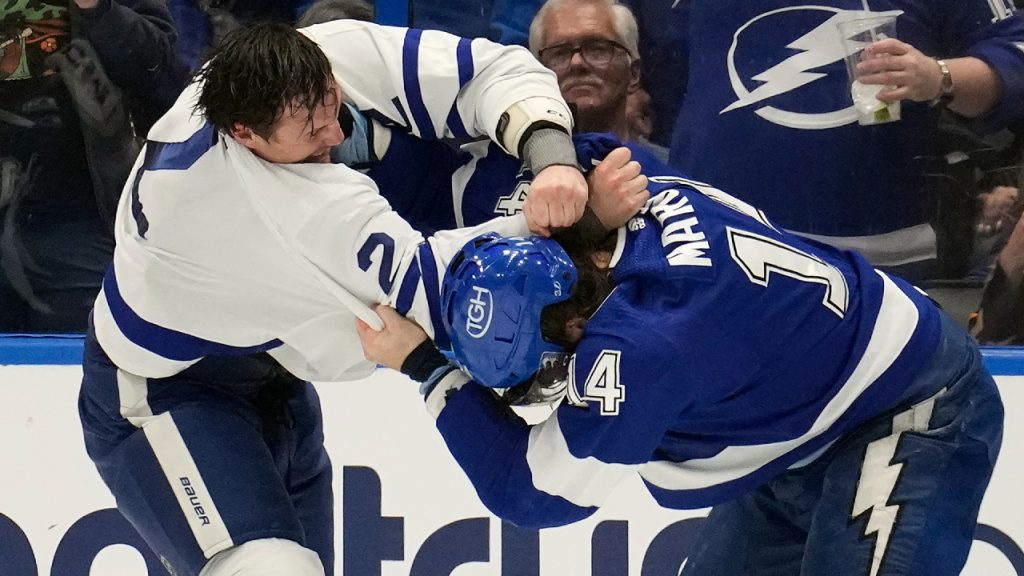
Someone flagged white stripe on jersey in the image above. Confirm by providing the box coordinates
[638,270,919,491]
[117,369,155,427]
[425,370,473,419]
[143,413,234,558]
[526,410,640,507]
[451,141,488,228]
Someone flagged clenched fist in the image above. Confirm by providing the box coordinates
[524,165,588,237]
[587,147,649,230]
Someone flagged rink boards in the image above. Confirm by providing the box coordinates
[0,338,1022,575]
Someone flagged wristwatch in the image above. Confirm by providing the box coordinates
[930,59,955,108]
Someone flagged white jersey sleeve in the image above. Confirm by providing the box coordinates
[300,20,572,154]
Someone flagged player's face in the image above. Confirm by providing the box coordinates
[538,3,639,131]
[242,80,345,164]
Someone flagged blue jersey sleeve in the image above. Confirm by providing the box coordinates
[435,383,599,528]
[431,318,686,527]
[366,129,467,235]
[943,2,1024,129]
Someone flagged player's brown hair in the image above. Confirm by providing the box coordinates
[540,227,617,350]
[194,22,334,139]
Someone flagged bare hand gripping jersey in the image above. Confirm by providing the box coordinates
[91,21,572,382]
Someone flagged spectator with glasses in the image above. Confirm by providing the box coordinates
[309,0,659,237]
[528,0,666,161]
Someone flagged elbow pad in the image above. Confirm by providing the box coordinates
[496,96,573,158]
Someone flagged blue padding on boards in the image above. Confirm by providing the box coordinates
[3,338,1024,375]
[0,335,85,365]
[980,346,1024,376]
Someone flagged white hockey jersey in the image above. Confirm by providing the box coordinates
[92,21,570,382]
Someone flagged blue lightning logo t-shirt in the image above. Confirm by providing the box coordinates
[669,1,1024,266]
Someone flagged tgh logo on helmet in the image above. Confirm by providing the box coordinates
[465,285,493,338]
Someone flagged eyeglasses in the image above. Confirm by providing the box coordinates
[538,39,630,71]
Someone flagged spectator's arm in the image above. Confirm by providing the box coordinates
[74,0,187,123]
[972,215,1024,344]
[944,56,1002,118]
[947,4,1024,129]
[859,41,1001,118]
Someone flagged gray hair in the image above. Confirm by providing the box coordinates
[528,0,640,59]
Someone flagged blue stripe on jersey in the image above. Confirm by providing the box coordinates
[146,124,219,171]
[444,38,474,139]
[129,165,149,237]
[456,38,474,85]
[362,103,413,133]
[390,97,412,130]
[402,29,436,140]
[417,243,450,349]
[395,262,422,316]
[103,264,282,361]
[131,123,219,238]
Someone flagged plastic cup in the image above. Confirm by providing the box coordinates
[837,13,903,126]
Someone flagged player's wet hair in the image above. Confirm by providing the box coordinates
[539,227,616,350]
[194,22,334,139]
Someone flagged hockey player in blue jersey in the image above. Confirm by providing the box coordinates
[74,19,649,576]
[358,144,1004,575]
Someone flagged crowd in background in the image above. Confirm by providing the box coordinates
[3,0,1024,343]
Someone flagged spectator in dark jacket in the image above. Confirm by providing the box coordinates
[296,0,373,27]
[169,0,321,71]
[0,0,185,332]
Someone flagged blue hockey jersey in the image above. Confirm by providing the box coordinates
[359,128,668,234]
[669,1,1024,267]
[427,168,943,528]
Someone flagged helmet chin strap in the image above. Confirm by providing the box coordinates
[502,351,572,407]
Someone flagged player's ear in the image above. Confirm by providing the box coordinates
[591,250,613,269]
[628,57,642,93]
[230,123,260,150]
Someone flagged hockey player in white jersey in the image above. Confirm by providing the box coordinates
[76,20,639,576]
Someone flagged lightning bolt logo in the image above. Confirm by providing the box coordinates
[850,391,942,576]
[722,8,903,123]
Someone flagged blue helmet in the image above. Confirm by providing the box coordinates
[441,234,578,389]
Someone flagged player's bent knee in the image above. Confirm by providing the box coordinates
[198,538,325,576]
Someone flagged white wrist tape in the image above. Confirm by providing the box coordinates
[425,369,473,420]
[496,96,573,158]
